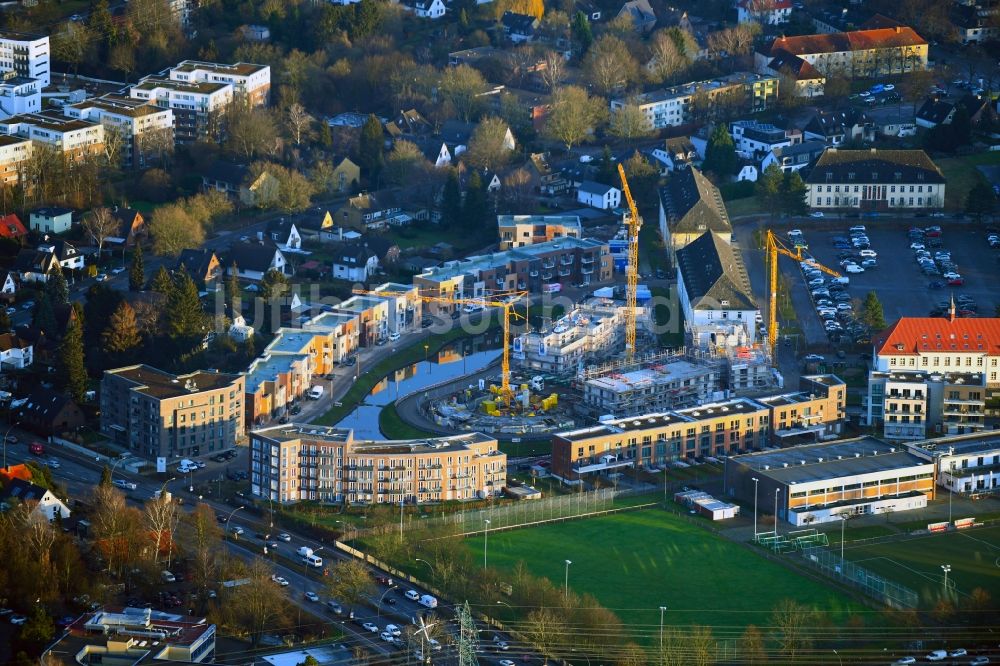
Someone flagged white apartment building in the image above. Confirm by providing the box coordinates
[66,94,174,168]
[0,133,31,185]
[730,120,794,159]
[0,75,40,119]
[515,301,632,375]
[0,32,49,87]
[909,432,1000,496]
[167,60,271,106]
[130,77,233,143]
[0,110,104,161]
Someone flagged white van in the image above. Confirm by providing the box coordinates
[419,594,438,609]
[302,553,323,568]
[161,570,176,583]
[308,385,324,400]
[404,590,420,601]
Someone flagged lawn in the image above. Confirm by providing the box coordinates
[935,152,1000,212]
[844,525,1000,607]
[725,195,766,218]
[468,508,862,633]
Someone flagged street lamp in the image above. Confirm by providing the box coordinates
[941,564,951,593]
[400,500,405,540]
[564,559,572,602]
[414,558,434,577]
[659,606,667,653]
[2,421,19,470]
[833,649,842,666]
[483,519,491,569]
[377,584,397,617]
[773,488,780,549]
[751,477,759,539]
[839,513,848,565]
[224,505,244,543]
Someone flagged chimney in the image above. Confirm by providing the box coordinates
[895,26,901,33]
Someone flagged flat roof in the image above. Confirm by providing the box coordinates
[71,94,164,117]
[497,214,582,228]
[246,354,310,393]
[265,331,319,355]
[418,237,605,283]
[171,60,269,77]
[802,373,845,387]
[302,312,357,330]
[910,431,1000,457]
[585,360,717,393]
[731,437,932,484]
[337,295,386,312]
[133,76,231,94]
[252,424,500,454]
[108,364,241,398]
[4,111,96,133]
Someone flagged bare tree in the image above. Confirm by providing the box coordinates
[286,103,314,147]
[545,86,608,150]
[540,50,566,91]
[583,35,639,95]
[502,168,531,206]
[102,125,126,168]
[524,607,567,660]
[438,64,489,122]
[770,599,815,660]
[646,29,687,84]
[228,557,290,646]
[464,116,514,172]
[135,126,175,168]
[187,504,222,596]
[739,624,767,664]
[690,625,716,666]
[326,558,375,614]
[144,492,178,567]
[149,203,205,257]
[90,484,145,579]
[227,106,278,161]
[83,207,121,256]
[51,21,95,76]
[609,100,653,139]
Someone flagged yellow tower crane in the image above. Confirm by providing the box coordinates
[617,163,642,364]
[764,229,841,363]
[352,289,528,407]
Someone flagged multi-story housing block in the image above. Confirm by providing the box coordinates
[515,301,632,375]
[497,214,582,250]
[250,425,506,504]
[0,74,40,119]
[166,60,271,107]
[100,365,245,461]
[66,94,174,168]
[0,133,31,185]
[0,31,49,86]
[0,111,104,162]
[129,77,233,143]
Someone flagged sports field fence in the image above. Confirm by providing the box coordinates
[799,544,920,609]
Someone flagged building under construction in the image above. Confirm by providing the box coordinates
[514,299,649,376]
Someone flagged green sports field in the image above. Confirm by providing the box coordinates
[843,525,1000,607]
[467,508,863,633]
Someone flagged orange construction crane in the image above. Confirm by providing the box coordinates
[764,229,841,363]
[617,163,642,364]
[353,288,528,406]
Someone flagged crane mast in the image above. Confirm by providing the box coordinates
[617,163,642,364]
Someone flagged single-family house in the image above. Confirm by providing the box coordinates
[0,478,70,522]
[202,160,250,199]
[39,240,85,272]
[577,181,622,210]
[401,0,446,19]
[240,168,281,208]
[29,207,73,235]
[294,210,335,241]
[13,248,60,283]
[760,140,826,173]
[0,213,27,243]
[335,193,408,231]
[0,332,32,368]
[502,11,539,42]
[803,110,875,146]
[107,208,146,248]
[650,137,699,174]
[13,387,85,436]
[262,219,303,251]
[0,270,15,300]
[423,142,453,168]
[915,98,955,128]
[227,241,290,281]
[331,243,379,282]
[327,156,360,193]
[737,0,791,25]
[759,49,825,98]
[385,109,432,138]
[617,0,657,33]
[176,248,222,288]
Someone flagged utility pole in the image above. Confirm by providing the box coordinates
[457,601,480,666]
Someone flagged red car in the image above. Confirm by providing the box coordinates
[948,277,964,286]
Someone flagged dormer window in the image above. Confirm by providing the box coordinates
[894,172,902,181]
[871,172,878,181]
[848,172,855,181]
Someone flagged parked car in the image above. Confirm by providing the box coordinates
[278,533,291,542]
[809,211,824,218]
[362,622,379,633]
[113,479,137,491]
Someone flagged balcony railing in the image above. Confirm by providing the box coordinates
[529,271,539,277]
[581,256,594,264]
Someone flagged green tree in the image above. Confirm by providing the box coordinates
[861,291,887,330]
[59,318,88,403]
[165,267,207,344]
[32,293,56,333]
[441,170,463,230]
[129,244,144,292]
[259,269,290,300]
[703,123,738,178]
[965,180,996,221]
[102,301,142,358]
[226,261,241,306]
[463,171,489,234]
[18,606,54,649]
[46,263,70,306]
[781,171,808,216]
[317,121,333,149]
[150,265,174,295]
[571,11,593,52]
[358,114,384,182]
[756,163,784,214]
[100,465,113,487]
[544,85,607,151]
[596,145,616,186]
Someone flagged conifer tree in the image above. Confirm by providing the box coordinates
[59,318,88,403]
[129,244,145,291]
[102,301,141,357]
[150,265,174,294]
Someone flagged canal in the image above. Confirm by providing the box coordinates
[335,334,502,439]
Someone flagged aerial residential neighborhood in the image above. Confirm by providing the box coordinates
[0,0,997,663]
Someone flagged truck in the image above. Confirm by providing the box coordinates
[418,594,438,609]
[29,442,45,456]
[307,385,325,400]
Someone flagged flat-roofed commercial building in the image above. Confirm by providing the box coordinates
[724,437,935,526]
[497,214,582,250]
[907,431,1000,496]
[249,424,507,504]
[100,365,245,461]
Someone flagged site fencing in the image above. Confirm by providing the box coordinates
[798,545,919,610]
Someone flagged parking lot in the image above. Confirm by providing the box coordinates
[803,222,1000,325]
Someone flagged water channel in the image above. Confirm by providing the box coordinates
[335,334,502,439]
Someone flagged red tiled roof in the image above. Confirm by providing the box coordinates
[769,25,926,56]
[875,317,1000,356]
[0,213,26,239]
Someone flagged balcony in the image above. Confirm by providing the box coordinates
[560,257,574,266]
[529,270,539,277]
[542,272,554,281]
[518,282,527,289]
[542,260,555,269]
[558,268,571,277]
[581,256,594,265]
[581,267,594,275]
